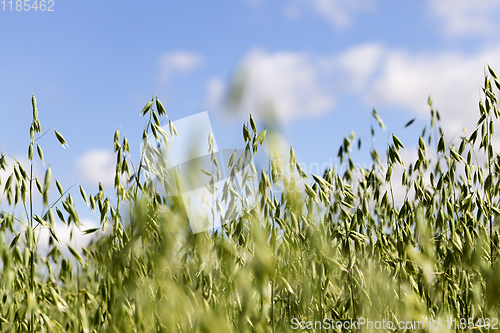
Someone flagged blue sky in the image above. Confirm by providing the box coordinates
[2,0,500,233]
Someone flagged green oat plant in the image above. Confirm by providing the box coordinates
[2,65,500,332]
[0,94,83,332]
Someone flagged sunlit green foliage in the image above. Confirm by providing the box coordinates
[1,66,500,332]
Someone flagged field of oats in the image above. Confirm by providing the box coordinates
[1,66,500,333]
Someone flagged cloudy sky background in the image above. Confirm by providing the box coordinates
[1,0,500,235]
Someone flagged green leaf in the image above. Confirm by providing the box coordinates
[35,178,43,195]
[489,65,498,80]
[34,214,48,226]
[280,276,295,294]
[54,130,68,148]
[114,128,120,144]
[140,100,153,116]
[228,150,236,167]
[304,183,318,203]
[392,134,405,151]
[458,138,466,154]
[372,109,385,130]
[37,144,44,165]
[56,180,63,196]
[418,136,426,151]
[67,245,84,265]
[3,175,12,194]
[56,207,65,222]
[250,114,257,134]
[404,118,415,127]
[156,98,167,117]
[31,93,37,112]
[438,136,445,153]
[80,185,88,205]
[44,167,51,191]
[393,148,404,166]
[48,209,55,227]
[83,228,99,235]
[243,125,250,142]
[479,101,486,117]
[9,233,20,250]
[28,143,33,161]
[296,162,308,179]
[257,129,267,145]
[386,165,392,182]
[340,200,354,209]
[449,147,463,163]
[152,111,161,126]
[43,167,51,206]
[169,120,178,137]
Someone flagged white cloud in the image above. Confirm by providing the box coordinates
[206,77,226,110]
[160,52,203,82]
[317,42,500,141]
[77,149,116,187]
[322,43,384,91]
[364,46,500,137]
[427,0,500,37]
[286,0,376,28]
[212,42,500,138]
[221,49,335,124]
